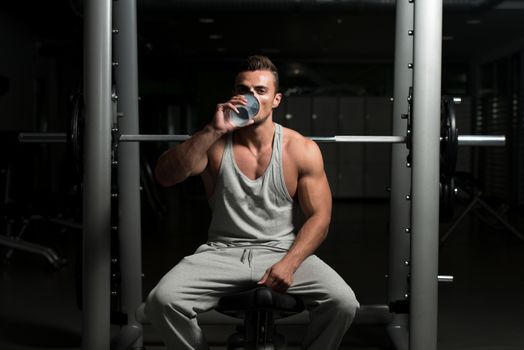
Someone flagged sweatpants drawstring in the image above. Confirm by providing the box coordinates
[240,248,253,267]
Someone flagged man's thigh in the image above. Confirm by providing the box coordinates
[146,244,255,317]
[287,255,357,307]
[250,249,355,305]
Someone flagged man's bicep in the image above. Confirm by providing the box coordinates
[296,142,332,218]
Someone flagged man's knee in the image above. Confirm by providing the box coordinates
[145,283,196,321]
[330,285,360,320]
[144,286,167,317]
[145,284,177,315]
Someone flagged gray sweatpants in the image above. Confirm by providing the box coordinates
[144,244,359,350]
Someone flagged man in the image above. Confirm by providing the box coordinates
[145,55,359,350]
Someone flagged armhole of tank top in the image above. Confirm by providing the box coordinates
[275,124,294,203]
[208,135,230,205]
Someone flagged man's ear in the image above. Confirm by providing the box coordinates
[272,92,282,109]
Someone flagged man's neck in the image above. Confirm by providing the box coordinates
[235,118,275,151]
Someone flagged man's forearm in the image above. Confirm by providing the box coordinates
[155,124,224,187]
[282,214,330,271]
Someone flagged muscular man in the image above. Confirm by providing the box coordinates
[145,55,359,350]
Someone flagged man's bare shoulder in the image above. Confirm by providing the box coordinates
[282,126,313,148]
[282,126,323,169]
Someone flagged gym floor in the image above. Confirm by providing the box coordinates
[1,199,523,350]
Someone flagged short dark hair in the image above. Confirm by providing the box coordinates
[237,55,279,92]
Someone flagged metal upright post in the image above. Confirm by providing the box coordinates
[410,1,443,350]
[83,0,112,349]
[113,0,144,348]
[387,0,414,349]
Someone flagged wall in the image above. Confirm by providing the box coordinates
[274,95,393,199]
[0,11,37,130]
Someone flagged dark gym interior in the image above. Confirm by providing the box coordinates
[1,1,524,349]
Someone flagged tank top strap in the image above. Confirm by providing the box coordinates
[273,123,283,166]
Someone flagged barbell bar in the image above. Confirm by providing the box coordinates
[451,135,505,146]
[19,133,71,143]
[18,132,506,146]
[120,134,408,143]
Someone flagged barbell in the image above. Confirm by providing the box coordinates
[18,95,505,177]
[18,96,505,220]
[20,94,505,146]
[19,93,505,147]
[17,131,505,145]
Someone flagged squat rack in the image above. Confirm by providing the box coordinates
[75,1,504,350]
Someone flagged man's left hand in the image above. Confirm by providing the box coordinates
[257,259,296,293]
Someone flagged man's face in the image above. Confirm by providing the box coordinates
[234,70,282,123]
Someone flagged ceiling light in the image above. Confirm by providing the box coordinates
[199,18,215,24]
[209,34,222,40]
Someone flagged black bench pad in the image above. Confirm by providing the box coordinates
[216,287,305,317]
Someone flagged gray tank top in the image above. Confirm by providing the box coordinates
[207,123,295,249]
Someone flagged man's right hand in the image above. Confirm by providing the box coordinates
[211,95,253,133]
[155,95,254,187]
